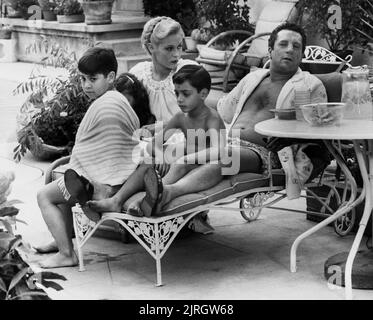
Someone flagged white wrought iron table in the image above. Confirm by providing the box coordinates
[255,118,373,300]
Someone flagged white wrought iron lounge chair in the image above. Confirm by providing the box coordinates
[44,71,358,286]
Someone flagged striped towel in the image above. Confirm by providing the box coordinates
[69,90,141,186]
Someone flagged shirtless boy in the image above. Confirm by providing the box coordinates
[89,65,226,221]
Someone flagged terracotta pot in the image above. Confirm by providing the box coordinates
[81,0,114,25]
[26,135,69,161]
[57,14,85,23]
[42,10,57,21]
[184,36,197,52]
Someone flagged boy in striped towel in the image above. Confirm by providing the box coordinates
[36,47,143,268]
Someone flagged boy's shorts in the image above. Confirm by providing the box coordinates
[56,176,122,205]
[56,176,72,202]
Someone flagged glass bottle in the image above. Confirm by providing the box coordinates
[341,65,373,120]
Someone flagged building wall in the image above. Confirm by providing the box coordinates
[113,0,144,16]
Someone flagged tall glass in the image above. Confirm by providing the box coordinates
[341,65,373,120]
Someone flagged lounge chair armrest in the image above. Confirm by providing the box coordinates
[205,30,254,48]
[223,32,273,77]
[44,155,71,184]
[226,32,272,64]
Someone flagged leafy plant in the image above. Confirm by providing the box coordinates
[189,26,213,44]
[5,0,38,11]
[0,204,65,300]
[142,0,199,36]
[13,36,91,161]
[296,0,368,53]
[355,0,373,44]
[37,0,56,11]
[194,0,252,39]
[54,0,83,15]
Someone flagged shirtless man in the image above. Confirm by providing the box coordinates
[218,22,328,175]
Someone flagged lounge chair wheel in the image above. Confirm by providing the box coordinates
[333,207,356,236]
[239,197,262,222]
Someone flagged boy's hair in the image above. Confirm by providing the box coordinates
[268,22,307,52]
[115,73,154,127]
[78,47,118,76]
[172,65,211,92]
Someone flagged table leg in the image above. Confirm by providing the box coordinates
[290,140,361,273]
[342,140,373,299]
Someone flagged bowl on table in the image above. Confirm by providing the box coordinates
[269,108,296,120]
[299,103,346,126]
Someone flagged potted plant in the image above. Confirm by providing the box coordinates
[5,0,38,19]
[352,0,373,69]
[194,0,252,49]
[54,0,84,23]
[355,0,373,46]
[0,173,66,300]
[80,0,114,25]
[143,0,199,37]
[184,29,199,52]
[38,0,57,21]
[4,0,22,17]
[0,24,12,39]
[295,0,367,57]
[13,37,91,161]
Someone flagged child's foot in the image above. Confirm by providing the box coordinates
[34,241,59,254]
[87,198,122,213]
[39,252,78,269]
[127,199,144,217]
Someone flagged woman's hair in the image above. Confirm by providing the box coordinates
[115,73,155,127]
[141,16,185,55]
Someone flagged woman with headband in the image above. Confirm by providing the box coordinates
[130,16,198,124]
[90,17,213,234]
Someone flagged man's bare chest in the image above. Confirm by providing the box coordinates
[252,78,287,109]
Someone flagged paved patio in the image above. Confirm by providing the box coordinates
[1,62,373,300]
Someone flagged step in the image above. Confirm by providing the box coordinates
[99,38,144,57]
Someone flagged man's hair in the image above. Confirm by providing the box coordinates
[268,22,307,52]
[78,47,118,76]
[172,65,211,92]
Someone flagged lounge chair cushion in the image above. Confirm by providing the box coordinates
[123,171,285,217]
